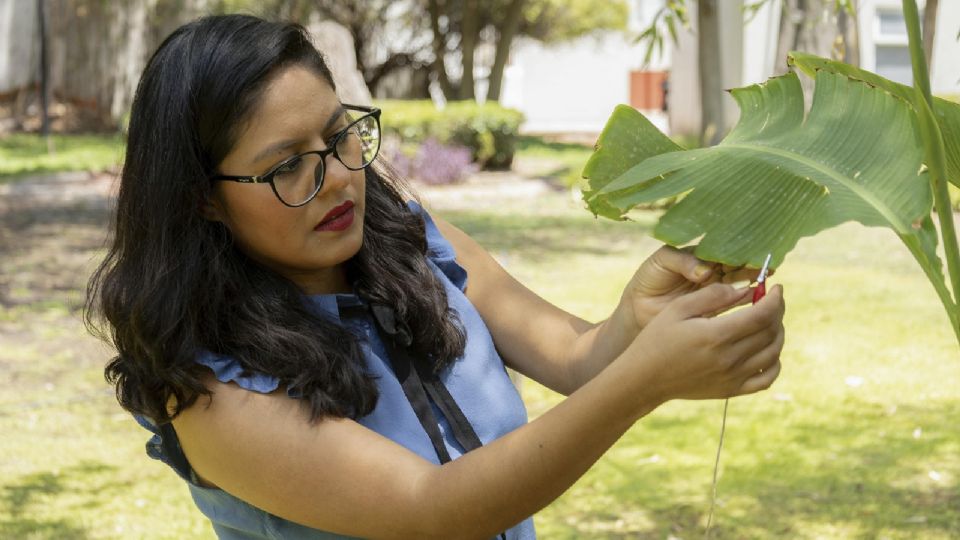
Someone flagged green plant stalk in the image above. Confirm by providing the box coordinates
[902,232,960,344]
[903,0,960,326]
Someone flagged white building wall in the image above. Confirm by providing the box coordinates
[503,0,960,137]
[500,33,669,134]
[929,1,960,96]
[667,0,744,137]
[741,0,782,86]
[500,0,670,135]
[857,0,960,96]
[0,0,39,94]
[860,0,919,85]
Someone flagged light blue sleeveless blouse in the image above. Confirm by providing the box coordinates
[133,201,536,539]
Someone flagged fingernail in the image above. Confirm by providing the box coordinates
[695,264,711,278]
[731,279,751,289]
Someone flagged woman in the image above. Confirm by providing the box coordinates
[86,14,785,540]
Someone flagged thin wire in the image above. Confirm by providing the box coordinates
[704,398,729,539]
[705,253,770,538]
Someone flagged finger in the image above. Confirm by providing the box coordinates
[719,260,778,285]
[736,323,785,373]
[719,320,783,370]
[737,359,782,395]
[650,245,714,283]
[722,267,762,285]
[701,289,753,317]
[698,266,727,288]
[665,283,752,320]
[720,264,739,276]
[712,284,785,342]
[703,280,779,318]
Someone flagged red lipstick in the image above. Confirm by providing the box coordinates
[315,200,355,232]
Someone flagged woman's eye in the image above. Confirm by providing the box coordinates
[325,126,347,147]
[275,156,302,176]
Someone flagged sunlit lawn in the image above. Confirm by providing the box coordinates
[1,167,958,538]
[433,192,959,538]
[514,135,596,189]
[0,133,124,181]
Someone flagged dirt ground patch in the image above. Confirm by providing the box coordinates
[0,168,553,394]
[0,173,118,412]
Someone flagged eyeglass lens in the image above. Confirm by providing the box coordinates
[271,113,381,206]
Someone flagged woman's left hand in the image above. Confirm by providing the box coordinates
[620,245,769,331]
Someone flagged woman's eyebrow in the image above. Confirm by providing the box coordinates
[250,105,346,164]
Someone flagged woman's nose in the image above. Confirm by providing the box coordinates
[318,153,352,195]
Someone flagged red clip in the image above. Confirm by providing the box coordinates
[752,253,772,304]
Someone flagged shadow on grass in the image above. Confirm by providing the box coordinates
[0,197,111,311]
[438,209,656,260]
[516,135,593,154]
[547,398,960,539]
[714,400,960,538]
[0,460,122,538]
[1,198,111,235]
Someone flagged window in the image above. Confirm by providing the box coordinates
[877,11,908,38]
[873,7,922,86]
[875,45,913,85]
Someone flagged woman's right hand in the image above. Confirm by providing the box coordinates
[625,282,785,404]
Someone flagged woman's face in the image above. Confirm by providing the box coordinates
[208,66,366,294]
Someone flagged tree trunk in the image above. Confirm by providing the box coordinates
[775,0,801,75]
[776,0,853,107]
[37,0,50,139]
[697,0,725,146]
[457,0,479,100]
[46,0,115,130]
[366,52,417,94]
[428,0,455,99]
[486,0,524,102]
[837,3,860,66]
[922,0,938,70]
[41,0,208,131]
[352,26,368,86]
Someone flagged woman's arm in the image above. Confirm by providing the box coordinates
[431,213,754,394]
[428,211,597,394]
[174,284,784,539]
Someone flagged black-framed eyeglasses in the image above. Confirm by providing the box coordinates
[211,104,381,207]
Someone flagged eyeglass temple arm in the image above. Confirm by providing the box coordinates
[210,175,266,183]
[342,103,379,114]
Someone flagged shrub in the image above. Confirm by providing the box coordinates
[376,100,524,170]
[381,137,477,185]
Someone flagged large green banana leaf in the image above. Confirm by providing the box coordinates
[789,51,960,188]
[582,70,938,273]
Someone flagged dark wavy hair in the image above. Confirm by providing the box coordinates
[85,14,466,425]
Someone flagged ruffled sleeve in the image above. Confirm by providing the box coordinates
[195,350,282,394]
[406,200,468,292]
[132,351,290,484]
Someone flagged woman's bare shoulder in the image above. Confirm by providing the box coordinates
[168,368,437,537]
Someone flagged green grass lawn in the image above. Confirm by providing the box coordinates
[437,196,960,538]
[1,169,958,538]
[0,133,124,181]
[513,133,697,200]
[514,135,596,189]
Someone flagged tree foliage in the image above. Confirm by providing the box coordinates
[519,0,629,44]
[280,0,629,101]
[400,0,629,101]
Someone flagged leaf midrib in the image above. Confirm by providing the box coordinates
[721,142,914,233]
